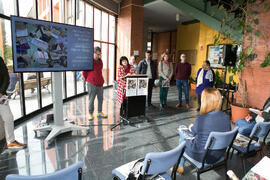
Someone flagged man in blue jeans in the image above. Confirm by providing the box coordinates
[175,53,191,109]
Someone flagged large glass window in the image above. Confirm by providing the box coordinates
[108,44,115,85]
[66,71,75,97]
[53,0,64,23]
[66,0,75,25]
[94,8,101,41]
[101,12,108,42]
[42,72,52,107]
[0,0,16,16]
[85,4,93,28]
[19,0,35,18]
[101,43,108,86]
[109,15,116,43]
[76,0,85,26]
[38,0,50,20]
[0,0,116,121]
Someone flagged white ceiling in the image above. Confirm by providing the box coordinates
[144,0,195,32]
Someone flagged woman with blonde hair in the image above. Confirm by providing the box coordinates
[158,52,173,110]
[176,88,231,174]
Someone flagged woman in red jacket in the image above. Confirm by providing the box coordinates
[117,56,135,116]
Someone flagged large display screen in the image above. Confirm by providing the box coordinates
[11,16,94,72]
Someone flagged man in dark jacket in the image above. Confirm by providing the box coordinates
[138,50,156,107]
[0,57,26,150]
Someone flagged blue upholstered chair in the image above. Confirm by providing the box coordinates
[6,161,83,180]
[183,127,239,180]
[112,141,186,180]
[231,121,270,173]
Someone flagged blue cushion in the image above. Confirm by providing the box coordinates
[6,162,83,180]
[232,142,261,153]
[183,152,224,169]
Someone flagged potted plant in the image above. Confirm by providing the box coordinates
[189,77,196,90]
[214,0,270,122]
[214,70,223,88]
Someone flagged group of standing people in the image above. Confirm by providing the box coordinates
[116,50,157,111]
[116,49,217,112]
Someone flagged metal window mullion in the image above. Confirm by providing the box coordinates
[83,1,86,92]
[114,17,117,81]
[35,0,43,109]
[63,0,67,98]
[99,10,102,42]
[19,73,26,116]
[74,0,77,95]
[63,72,67,98]
[107,13,109,85]
[14,0,18,16]
[36,73,42,109]
[16,0,27,117]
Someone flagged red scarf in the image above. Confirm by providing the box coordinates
[164,60,170,71]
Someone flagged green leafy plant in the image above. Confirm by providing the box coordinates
[189,76,196,84]
[214,0,270,107]
[214,70,223,86]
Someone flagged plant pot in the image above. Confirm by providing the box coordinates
[190,83,196,90]
[230,104,250,123]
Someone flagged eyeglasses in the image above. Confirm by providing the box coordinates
[95,53,102,56]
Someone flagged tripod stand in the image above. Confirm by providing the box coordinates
[110,116,130,130]
[220,66,235,112]
[111,96,146,130]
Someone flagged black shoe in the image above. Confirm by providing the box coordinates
[147,103,155,108]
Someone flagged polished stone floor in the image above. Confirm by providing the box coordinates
[0,86,269,180]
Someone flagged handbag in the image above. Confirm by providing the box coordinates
[126,158,162,180]
[154,79,161,86]
[127,158,144,180]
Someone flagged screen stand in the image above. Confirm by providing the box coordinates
[34,72,88,144]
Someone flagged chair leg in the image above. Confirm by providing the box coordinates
[259,150,263,158]
[13,93,17,99]
[230,149,234,159]
[197,171,200,180]
[225,163,228,180]
[242,157,246,174]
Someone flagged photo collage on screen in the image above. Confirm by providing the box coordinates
[15,21,68,69]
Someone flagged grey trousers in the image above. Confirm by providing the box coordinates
[0,103,15,143]
[87,83,103,114]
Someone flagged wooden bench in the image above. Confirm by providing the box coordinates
[11,77,52,99]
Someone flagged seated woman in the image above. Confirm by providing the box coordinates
[116,56,135,116]
[235,96,270,137]
[177,88,231,174]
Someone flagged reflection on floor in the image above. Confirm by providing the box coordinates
[0,86,269,180]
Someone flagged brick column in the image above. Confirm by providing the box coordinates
[236,0,270,108]
[116,0,143,72]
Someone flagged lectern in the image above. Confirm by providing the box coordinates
[111,74,148,130]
